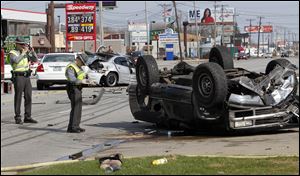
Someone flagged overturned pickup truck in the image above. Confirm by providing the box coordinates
[128,46,299,132]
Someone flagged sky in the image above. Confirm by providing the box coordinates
[1,1,299,41]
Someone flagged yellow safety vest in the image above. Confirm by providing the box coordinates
[6,50,29,72]
[65,63,86,83]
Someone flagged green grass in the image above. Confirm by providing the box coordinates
[21,155,299,175]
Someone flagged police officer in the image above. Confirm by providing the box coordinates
[6,37,38,124]
[65,54,90,133]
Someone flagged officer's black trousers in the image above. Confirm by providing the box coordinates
[66,85,82,130]
[13,76,32,119]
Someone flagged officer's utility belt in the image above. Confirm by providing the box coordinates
[67,83,82,89]
[12,70,31,77]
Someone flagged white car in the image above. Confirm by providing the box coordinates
[4,64,12,80]
[84,53,136,87]
[35,53,78,90]
[264,52,273,58]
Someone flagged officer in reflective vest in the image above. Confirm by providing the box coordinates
[6,37,38,124]
[65,54,88,133]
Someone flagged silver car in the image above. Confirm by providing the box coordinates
[84,52,135,87]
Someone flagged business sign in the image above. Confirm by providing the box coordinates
[73,1,116,7]
[222,35,231,44]
[244,25,273,33]
[159,33,178,43]
[65,3,97,51]
[188,7,235,24]
[128,23,147,32]
[131,31,147,43]
[150,29,164,40]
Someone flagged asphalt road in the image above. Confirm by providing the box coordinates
[1,57,299,168]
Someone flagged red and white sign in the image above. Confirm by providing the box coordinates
[67,35,95,41]
[65,3,97,51]
[66,3,96,12]
[244,25,273,33]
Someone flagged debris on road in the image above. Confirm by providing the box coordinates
[55,87,105,105]
[82,87,104,105]
[32,102,46,104]
[98,153,123,173]
[55,100,70,104]
[47,123,58,127]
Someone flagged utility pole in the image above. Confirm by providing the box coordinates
[99,1,104,46]
[257,16,264,57]
[266,22,271,53]
[213,1,217,46]
[50,1,55,53]
[172,1,183,61]
[221,4,224,46]
[246,18,255,52]
[283,27,286,49]
[194,1,199,59]
[145,1,150,54]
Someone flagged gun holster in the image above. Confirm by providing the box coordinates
[10,70,16,83]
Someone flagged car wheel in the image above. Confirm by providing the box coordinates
[105,72,118,87]
[37,82,44,90]
[128,84,164,124]
[192,62,228,108]
[209,46,234,70]
[136,55,159,94]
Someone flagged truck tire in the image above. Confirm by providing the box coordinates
[192,62,228,108]
[209,46,234,70]
[136,55,159,93]
[128,84,163,124]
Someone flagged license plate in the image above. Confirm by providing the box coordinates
[53,67,62,71]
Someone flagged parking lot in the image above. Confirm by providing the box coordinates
[1,57,299,168]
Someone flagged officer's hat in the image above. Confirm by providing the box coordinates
[15,37,29,45]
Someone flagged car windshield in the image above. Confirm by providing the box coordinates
[43,55,75,63]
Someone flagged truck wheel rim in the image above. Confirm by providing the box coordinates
[198,73,212,98]
[139,65,147,86]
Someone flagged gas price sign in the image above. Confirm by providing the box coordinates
[65,3,96,41]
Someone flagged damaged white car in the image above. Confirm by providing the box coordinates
[83,52,135,87]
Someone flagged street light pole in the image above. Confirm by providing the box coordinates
[145,1,150,54]
[172,1,183,61]
[246,18,255,52]
[257,16,264,57]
